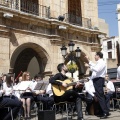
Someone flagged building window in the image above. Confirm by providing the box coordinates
[107,41,112,50]
[21,0,39,15]
[108,52,112,59]
[68,0,82,25]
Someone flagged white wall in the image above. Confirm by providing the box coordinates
[101,37,119,69]
[102,37,119,60]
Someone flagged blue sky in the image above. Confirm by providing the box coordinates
[98,0,119,37]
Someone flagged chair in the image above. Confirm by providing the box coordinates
[112,81,120,110]
[111,87,120,111]
[33,101,43,120]
[111,98,120,111]
[111,88,120,111]
[52,101,75,120]
[35,101,43,111]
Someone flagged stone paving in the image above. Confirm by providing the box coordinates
[30,109,120,120]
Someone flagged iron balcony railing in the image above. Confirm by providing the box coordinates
[0,0,50,18]
[63,13,92,28]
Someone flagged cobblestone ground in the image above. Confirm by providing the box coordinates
[29,109,120,120]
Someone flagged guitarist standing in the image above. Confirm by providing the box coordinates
[50,63,84,120]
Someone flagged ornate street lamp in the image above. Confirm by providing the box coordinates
[60,45,67,58]
[75,47,81,58]
[60,41,81,78]
[68,41,75,52]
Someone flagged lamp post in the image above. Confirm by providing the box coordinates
[60,41,81,77]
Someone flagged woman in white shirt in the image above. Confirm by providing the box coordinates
[20,72,33,119]
[3,74,18,100]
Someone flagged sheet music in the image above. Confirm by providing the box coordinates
[14,81,32,90]
[34,81,49,90]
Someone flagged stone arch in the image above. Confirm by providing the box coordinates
[10,42,51,77]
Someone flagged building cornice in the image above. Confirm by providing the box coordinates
[0,6,105,36]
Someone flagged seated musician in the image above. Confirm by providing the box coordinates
[84,77,95,115]
[0,86,22,120]
[19,71,34,119]
[0,75,2,89]
[0,74,6,89]
[32,74,54,110]
[3,73,19,100]
[49,63,84,120]
[104,74,115,111]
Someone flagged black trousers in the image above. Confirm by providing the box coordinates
[93,77,109,115]
[0,97,22,120]
[35,95,54,110]
[54,89,83,119]
[105,92,113,110]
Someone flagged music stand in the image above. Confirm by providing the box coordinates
[34,82,49,90]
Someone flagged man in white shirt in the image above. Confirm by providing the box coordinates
[85,52,110,119]
[104,74,115,111]
[32,74,54,110]
[34,83,54,110]
[85,78,95,98]
[84,78,95,115]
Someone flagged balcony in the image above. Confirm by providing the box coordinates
[0,0,50,18]
[63,13,92,29]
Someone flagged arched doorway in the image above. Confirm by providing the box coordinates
[10,43,50,78]
[13,48,41,77]
[64,51,87,79]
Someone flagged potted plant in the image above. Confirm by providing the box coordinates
[67,62,78,73]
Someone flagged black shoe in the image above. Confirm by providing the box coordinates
[107,113,111,116]
[97,114,104,117]
[100,114,107,119]
[77,118,84,120]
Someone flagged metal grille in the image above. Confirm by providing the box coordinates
[0,0,19,10]
[63,13,92,29]
[0,0,50,18]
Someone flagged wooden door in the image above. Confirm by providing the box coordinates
[68,0,82,25]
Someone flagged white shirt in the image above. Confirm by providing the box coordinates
[13,82,22,99]
[117,66,120,79]
[46,84,53,97]
[89,59,106,79]
[3,82,14,96]
[15,81,32,91]
[85,80,95,97]
[29,80,37,91]
[106,81,115,93]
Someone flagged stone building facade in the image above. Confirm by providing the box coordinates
[0,0,106,78]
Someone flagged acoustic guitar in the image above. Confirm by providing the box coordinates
[52,79,84,96]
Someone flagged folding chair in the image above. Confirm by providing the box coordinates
[111,87,120,111]
[33,101,43,120]
[111,98,120,111]
[112,82,120,111]
[52,101,75,120]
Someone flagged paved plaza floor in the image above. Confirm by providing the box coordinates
[56,110,120,120]
[30,109,120,120]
